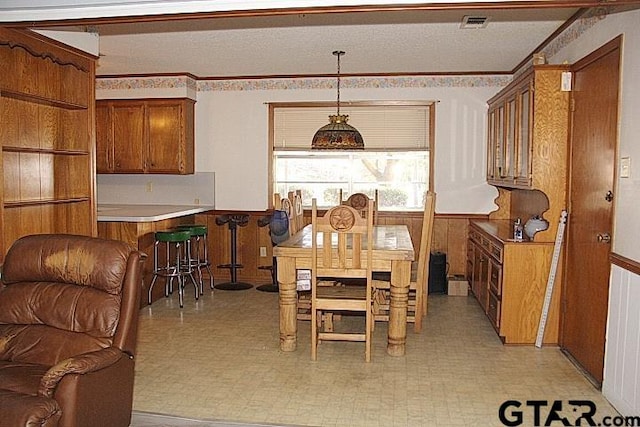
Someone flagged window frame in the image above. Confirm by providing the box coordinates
[268,100,435,211]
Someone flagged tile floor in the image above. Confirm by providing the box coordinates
[132,285,619,427]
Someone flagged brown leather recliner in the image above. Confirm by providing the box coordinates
[0,234,145,427]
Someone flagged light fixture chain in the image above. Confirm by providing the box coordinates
[333,50,345,116]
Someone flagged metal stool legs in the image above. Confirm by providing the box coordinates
[148,230,198,308]
[177,224,214,295]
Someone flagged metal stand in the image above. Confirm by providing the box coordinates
[215,214,253,291]
[256,214,279,292]
[256,256,278,292]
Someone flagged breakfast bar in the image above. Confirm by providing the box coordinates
[97,204,214,306]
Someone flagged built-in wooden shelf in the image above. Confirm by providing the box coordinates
[2,146,90,155]
[3,198,90,208]
[0,87,88,110]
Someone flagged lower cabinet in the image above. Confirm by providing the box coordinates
[467,221,560,344]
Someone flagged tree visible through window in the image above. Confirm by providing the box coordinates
[270,102,433,210]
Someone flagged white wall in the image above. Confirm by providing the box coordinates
[97,75,504,212]
[548,8,640,416]
[194,79,502,212]
[605,266,640,416]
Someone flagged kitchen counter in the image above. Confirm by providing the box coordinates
[97,204,214,222]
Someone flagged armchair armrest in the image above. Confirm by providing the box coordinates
[38,347,124,398]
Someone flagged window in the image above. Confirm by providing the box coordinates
[271,102,434,210]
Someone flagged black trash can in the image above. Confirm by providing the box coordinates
[428,251,448,294]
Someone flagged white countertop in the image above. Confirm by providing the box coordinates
[97,204,214,222]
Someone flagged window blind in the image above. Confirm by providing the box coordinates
[273,105,430,151]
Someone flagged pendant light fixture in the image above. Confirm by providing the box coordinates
[311,50,364,150]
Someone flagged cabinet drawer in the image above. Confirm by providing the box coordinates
[489,259,502,297]
[489,241,503,263]
[469,228,481,244]
[488,291,501,329]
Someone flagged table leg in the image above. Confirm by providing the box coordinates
[387,259,411,356]
[277,256,298,351]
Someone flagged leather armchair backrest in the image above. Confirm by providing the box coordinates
[0,234,143,365]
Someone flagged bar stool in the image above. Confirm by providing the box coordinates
[214,213,252,291]
[177,224,214,295]
[148,229,198,308]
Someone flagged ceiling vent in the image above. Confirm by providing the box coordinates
[460,15,490,29]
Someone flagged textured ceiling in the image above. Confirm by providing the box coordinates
[51,8,580,77]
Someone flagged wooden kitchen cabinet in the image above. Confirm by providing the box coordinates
[486,65,570,246]
[487,65,569,190]
[96,98,195,174]
[467,220,560,345]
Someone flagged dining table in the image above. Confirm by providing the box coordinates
[273,224,415,356]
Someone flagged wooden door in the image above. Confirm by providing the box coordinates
[112,102,146,173]
[147,101,182,173]
[95,102,112,173]
[561,37,620,385]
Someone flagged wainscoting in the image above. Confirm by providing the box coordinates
[603,258,640,416]
[196,211,486,285]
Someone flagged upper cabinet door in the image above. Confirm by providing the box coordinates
[147,99,194,174]
[112,102,146,173]
[147,102,183,173]
[504,95,517,181]
[95,102,113,173]
[515,85,533,186]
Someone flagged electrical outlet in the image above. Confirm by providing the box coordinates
[145,181,153,192]
[260,246,267,257]
[194,198,200,205]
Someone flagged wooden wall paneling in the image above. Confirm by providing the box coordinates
[40,152,54,200]
[201,210,480,284]
[447,218,469,275]
[19,102,39,148]
[61,65,89,107]
[63,110,88,151]
[39,103,59,150]
[20,152,41,201]
[37,55,60,102]
[237,217,255,279]
[257,218,274,271]
[53,202,91,235]
[209,214,230,280]
[2,152,19,203]
[0,98,19,146]
[432,218,449,254]
[2,208,19,253]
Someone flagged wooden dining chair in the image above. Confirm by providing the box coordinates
[311,198,375,362]
[372,191,436,333]
[339,190,378,224]
[287,190,305,234]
